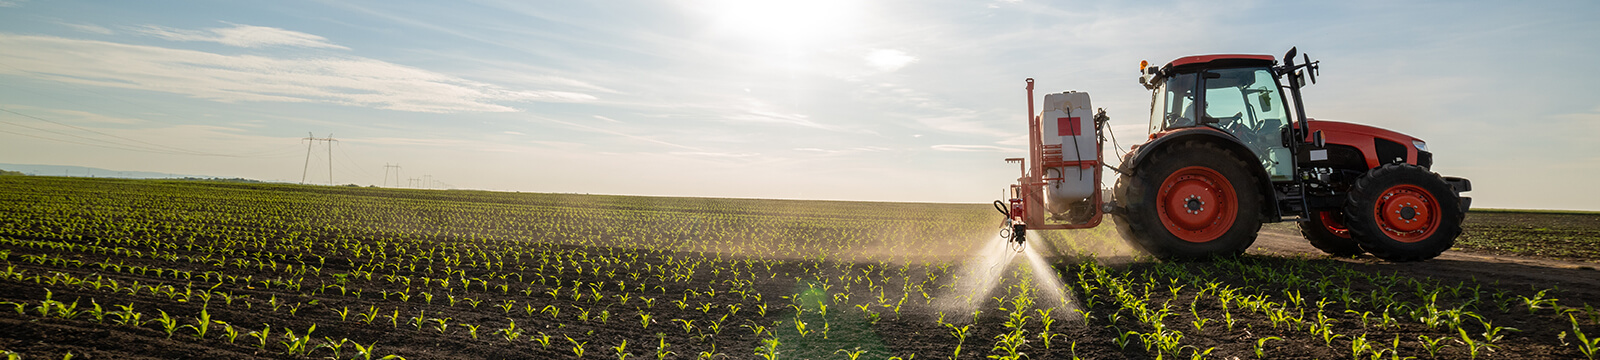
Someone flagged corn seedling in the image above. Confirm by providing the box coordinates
[1254,336,1281,359]
[1573,314,1600,360]
[154,310,180,338]
[655,333,676,360]
[754,336,780,360]
[1455,327,1495,360]
[566,335,588,358]
[279,324,317,356]
[533,332,553,348]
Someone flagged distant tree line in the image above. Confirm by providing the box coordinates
[0,169,25,176]
[175,177,263,183]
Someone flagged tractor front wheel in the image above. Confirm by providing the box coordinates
[1114,142,1262,259]
[1300,210,1364,257]
[1344,164,1464,262]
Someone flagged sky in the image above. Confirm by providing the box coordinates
[0,0,1596,211]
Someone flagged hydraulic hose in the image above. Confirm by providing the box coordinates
[993,200,1010,218]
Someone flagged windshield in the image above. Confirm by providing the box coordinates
[1148,72,1197,134]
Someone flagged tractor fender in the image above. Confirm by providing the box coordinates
[1120,128,1278,220]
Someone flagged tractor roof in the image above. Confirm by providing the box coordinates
[1165,54,1275,72]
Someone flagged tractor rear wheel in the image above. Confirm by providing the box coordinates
[1113,142,1261,259]
[1299,210,1364,257]
[1343,164,1464,262]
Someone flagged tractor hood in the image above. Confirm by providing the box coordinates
[1305,119,1428,168]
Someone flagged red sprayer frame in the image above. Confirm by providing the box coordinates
[1013,78,1105,230]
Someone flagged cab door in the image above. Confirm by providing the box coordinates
[1202,68,1293,181]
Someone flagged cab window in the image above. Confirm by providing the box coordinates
[1148,72,1197,133]
[1202,68,1292,180]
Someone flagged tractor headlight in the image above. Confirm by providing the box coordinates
[1412,140,1427,151]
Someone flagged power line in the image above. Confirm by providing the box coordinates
[331,141,378,184]
[0,106,303,158]
[3,107,216,156]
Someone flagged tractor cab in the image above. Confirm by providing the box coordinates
[1140,55,1295,182]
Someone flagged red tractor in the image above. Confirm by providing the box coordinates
[997,48,1472,261]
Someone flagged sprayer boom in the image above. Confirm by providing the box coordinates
[995,78,1109,248]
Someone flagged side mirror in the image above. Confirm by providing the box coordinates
[1304,53,1317,84]
[1312,130,1326,148]
[1258,91,1272,112]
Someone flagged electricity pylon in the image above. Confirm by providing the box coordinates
[383,163,402,187]
[300,132,337,184]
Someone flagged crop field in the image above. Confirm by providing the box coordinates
[1453,210,1600,262]
[1,176,1598,360]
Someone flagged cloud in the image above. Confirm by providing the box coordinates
[131,23,349,49]
[724,108,858,132]
[57,23,113,35]
[864,49,917,72]
[0,0,24,7]
[988,0,1021,8]
[0,104,143,125]
[854,83,1013,138]
[0,33,593,113]
[931,144,1021,152]
[669,151,759,158]
[792,146,891,155]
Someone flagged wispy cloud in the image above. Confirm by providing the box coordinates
[131,23,349,49]
[528,114,702,151]
[793,146,892,155]
[0,104,143,125]
[57,22,113,35]
[850,83,1013,138]
[669,151,760,158]
[931,144,1021,152]
[0,33,593,113]
[0,0,25,7]
[723,107,862,133]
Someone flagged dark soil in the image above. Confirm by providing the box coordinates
[0,176,1596,360]
[1454,210,1600,263]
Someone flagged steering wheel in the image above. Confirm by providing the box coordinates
[1203,112,1244,131]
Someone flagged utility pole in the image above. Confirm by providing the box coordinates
[423,175,432,189]
[408,177,420,188]
[383,163,402,187]
[300,133,337,185]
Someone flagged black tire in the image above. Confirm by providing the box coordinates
[1113,141,1262,259]
[1299,210,1365,257]
[1343,164,1463,262]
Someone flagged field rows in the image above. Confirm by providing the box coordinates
[1,176,1596,359]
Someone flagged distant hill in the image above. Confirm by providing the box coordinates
[0,163,240,180]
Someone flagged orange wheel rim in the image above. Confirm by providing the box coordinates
[1319,211,1350,238]
[1372,184,1439,242]
[1156,166,1237,243]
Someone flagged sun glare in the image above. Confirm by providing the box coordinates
[695,0,861,48]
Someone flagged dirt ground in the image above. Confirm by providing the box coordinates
[1253,222,1600,303]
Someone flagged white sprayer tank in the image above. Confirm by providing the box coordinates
[1038,91,1097,215]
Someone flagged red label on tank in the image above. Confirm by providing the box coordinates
[1057,117,1081,136]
